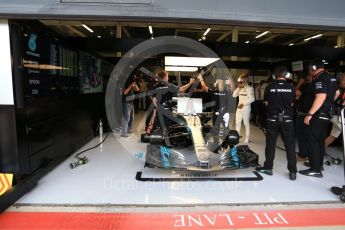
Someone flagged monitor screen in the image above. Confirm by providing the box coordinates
[292,60,304,72]
[79,51,103,94]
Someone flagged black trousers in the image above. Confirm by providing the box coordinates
[264,119,297,173]
[211,110,229,149]
[259,102,267,128]
[251,100,260,123]
[306,117,329,172]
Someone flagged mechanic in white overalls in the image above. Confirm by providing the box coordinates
[233,73,255,144]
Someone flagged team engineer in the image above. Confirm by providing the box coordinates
[300,59,337,178]
[256,66,297,180]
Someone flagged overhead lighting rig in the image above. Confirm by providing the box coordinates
[165,56,219,67]
[165,66,198,72]
[304,34,323,41]
[82,24,94,33]
[164,56,220,73]
[255,31,269,38]
[203,28,211,36]
[148,25,154,39]
[198,28,211,42]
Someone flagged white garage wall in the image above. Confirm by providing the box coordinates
[0,19,14,105]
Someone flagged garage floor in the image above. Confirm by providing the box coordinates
[16,113,344,205]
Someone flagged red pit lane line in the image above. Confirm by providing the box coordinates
[0,208,345,229]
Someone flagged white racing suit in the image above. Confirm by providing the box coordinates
[233,85,255,142]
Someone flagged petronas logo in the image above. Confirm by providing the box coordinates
[28,33,37,52]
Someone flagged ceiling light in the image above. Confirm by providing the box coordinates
[320,59,329,64]
[165,66,198,72]
[304,33,323,41]
[165,56,220,67]
[151,36,154,39]
[24,33,28,37]
[202,36,206,40]
[148,25,153,35]
[203,28,211,36]
[311,34,323,39]
[97,35,101,38]
[82,24,94,33]
[288,43,294,46]
[255,31,269,38]
[335,45,338,48]
[198,38,202,42]
[245,40,250,44]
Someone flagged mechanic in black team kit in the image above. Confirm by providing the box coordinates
[200,77,231,152]
[256,66,297,180]
[299,59,337,178]
[145,70,195,134]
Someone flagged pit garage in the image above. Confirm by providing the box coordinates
[1,18,344,205]
[1,1,345,229]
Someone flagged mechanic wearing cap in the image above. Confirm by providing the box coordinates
[232,73,255,144]
[256,66,297,180]
[299,59,337,178]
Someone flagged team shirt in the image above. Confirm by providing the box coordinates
[310,71,337,115]
[264,80,295,117]
[297,82,313,113]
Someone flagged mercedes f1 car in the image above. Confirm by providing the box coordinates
[141,73,259,172]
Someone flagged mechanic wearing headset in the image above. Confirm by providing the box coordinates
[256,66,297,180]
[232,73,255,144]
[299,59,337,178]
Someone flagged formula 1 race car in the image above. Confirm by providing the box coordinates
[141,97,259,172]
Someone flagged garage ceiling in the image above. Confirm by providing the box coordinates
[38,20,345,63]
[40,20,342,46]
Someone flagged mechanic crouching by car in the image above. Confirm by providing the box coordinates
[256,66,297,180]
[324,73,345,147]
